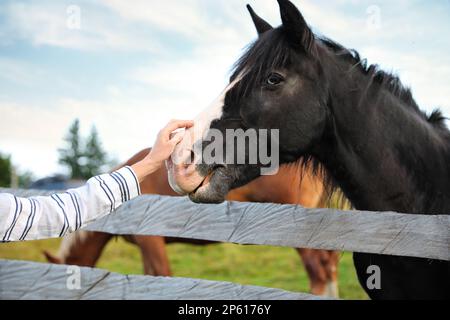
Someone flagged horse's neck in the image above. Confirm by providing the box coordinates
[317,63,450,214]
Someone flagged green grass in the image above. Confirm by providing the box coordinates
[0,237,368,300]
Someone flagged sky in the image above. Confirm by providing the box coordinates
[1,0,449,179]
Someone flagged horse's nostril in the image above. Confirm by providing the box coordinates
[182,150,196,169]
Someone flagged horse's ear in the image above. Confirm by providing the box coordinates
[277,0,314,52]
[247,4,273,36]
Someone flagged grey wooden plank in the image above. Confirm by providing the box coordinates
[1,189,449,261]
[0,260,323,300]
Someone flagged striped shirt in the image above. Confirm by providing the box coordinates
[0,166,140,242]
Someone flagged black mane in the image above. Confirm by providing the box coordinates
[320,38,449,130]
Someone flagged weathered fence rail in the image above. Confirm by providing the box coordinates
[2,189,448,261]
[0,188,449,300]
[0,260,322,300]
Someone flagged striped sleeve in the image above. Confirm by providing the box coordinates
[0,166,141,242]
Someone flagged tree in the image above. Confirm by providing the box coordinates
[18,171,34,188]
[58,120,110,180]
[0,153,33,188]
[83,126,107,178]
[0,153,12,187]
[58,119,84,179]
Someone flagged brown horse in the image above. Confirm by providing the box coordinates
[44,149,340,297]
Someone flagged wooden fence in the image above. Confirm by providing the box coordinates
[0,188,449,300]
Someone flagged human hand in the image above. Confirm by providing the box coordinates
[131,120,193,182]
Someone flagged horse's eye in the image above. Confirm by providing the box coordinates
[266,73,284,86]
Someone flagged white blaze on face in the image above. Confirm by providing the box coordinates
[168,75,243,194]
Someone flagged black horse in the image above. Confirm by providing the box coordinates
[168,0,450,299]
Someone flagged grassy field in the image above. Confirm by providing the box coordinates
[0,237,368,300]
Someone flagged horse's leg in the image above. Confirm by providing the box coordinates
[324,250,340,298]
[296,248,328,296]
[44,231,113,267]
[294,171,340,298]
[132,235,172,276]
[296,248,340,298]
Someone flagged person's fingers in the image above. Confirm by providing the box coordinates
[169,131,185,145]
[161,120,194,138]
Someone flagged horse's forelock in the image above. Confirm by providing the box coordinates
[230,29,295,99]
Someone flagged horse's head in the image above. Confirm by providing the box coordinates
[168,0,329,203]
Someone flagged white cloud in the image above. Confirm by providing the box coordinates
[1,1,161,52]
[0,57,46,86]
[1,0,254,52]
[129,50,238,102]
[99,0,208,38]
[98,0,255,45]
